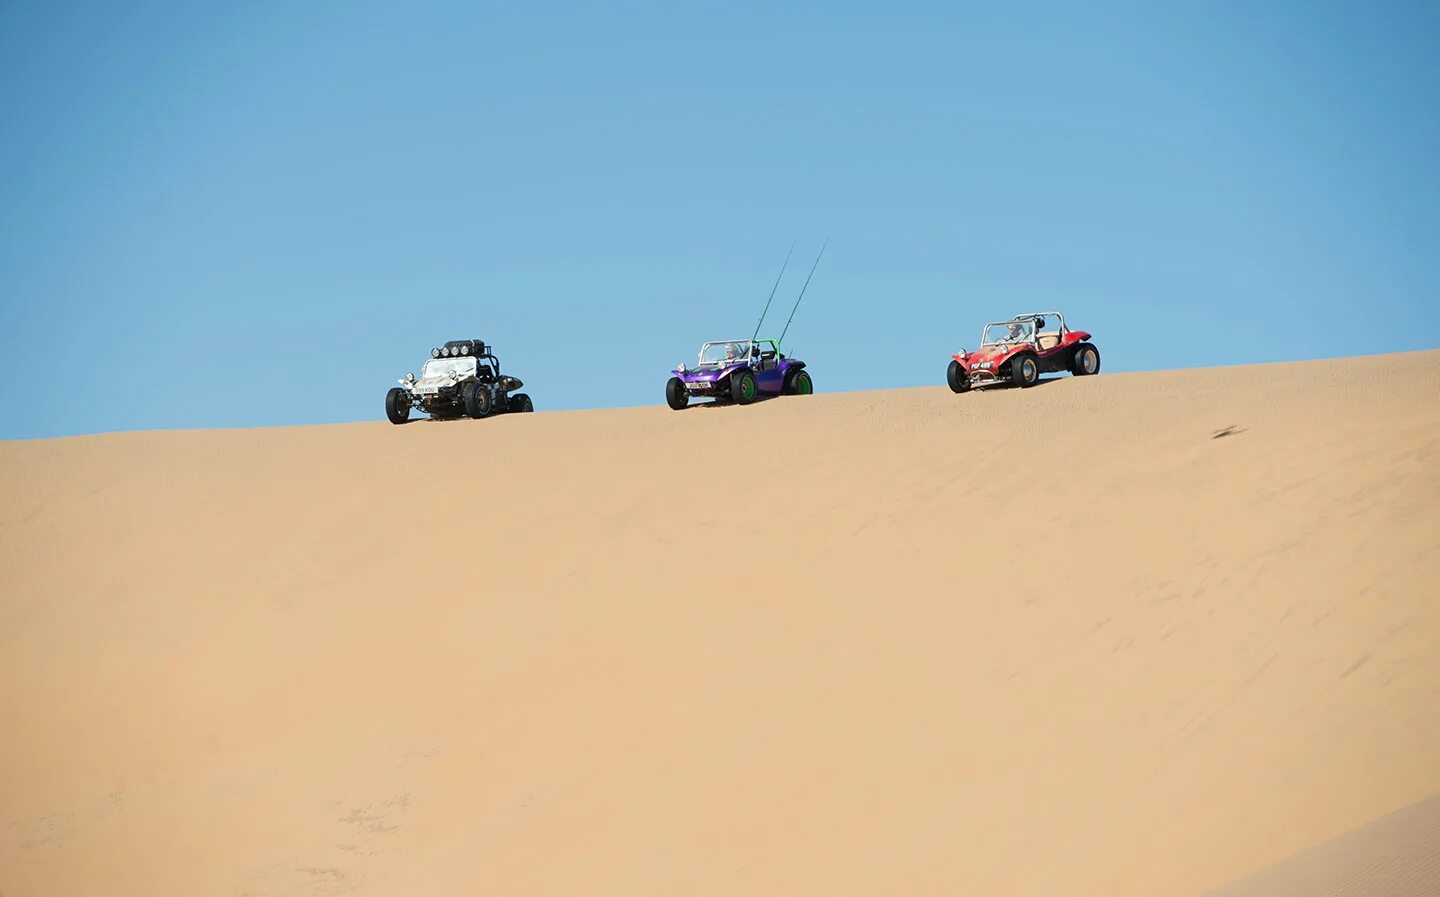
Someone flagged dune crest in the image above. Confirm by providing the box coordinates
[3,351,1439,896]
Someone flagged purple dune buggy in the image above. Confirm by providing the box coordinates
[665,339,813,410]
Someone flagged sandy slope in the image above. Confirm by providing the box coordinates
[2,351,1439,897]
[1203,794,1440,897]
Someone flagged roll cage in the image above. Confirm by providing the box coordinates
[979,311,1070,348]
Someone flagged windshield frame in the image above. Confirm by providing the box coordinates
[420,356,478,380]
[697,340,755,366]
[980,320,1037,347]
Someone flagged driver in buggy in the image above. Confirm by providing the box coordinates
[1002,321,1033,344]
[724,342,749,362]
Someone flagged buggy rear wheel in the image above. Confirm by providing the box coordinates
[1011,354,1039,388]
[1072,343,1101,376]
[385,387,410,424]
[665,377,688,410]
[731,369,758,405]
[463,382,493,418]
[947,360,970,393]
[785,369,813,395]
[509,393,534,413]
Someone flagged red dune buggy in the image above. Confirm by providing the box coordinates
[947,312,1099,392]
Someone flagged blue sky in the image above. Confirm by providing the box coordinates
[2,2,1437,438]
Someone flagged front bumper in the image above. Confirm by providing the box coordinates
[403,384,462,408]
[967,370,1005,387]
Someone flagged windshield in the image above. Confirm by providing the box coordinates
[420,357,477,379]
[982,320,1036,346]
[698,340,752,366]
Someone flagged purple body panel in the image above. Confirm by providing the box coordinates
[667,338,809,405]
[671,357,801,396]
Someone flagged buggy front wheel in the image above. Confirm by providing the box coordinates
[1010,354,1039,388]
[731,369,758,405]
[665,377,689,410]
[463,382,493,418]
[946,360,970,393]
[385,387,410,424]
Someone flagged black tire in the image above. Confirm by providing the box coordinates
[509,393,534,413]
[385,387,410,424]
[946,360,970,393]
[731,369,758,405]
[463,382,493,418]
[1010,354,1039,388]
[784,369,814,396]
[1072,343,1101,376]
[665,377,688,410]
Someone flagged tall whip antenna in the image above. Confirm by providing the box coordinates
[751,243,795,343]
[777,239,827,351]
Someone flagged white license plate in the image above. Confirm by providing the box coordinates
[688,382,712,390]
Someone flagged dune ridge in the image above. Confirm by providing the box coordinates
[3,351,1439,896]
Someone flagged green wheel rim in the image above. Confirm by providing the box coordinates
[741,376,756,401]
[798,373,812,394]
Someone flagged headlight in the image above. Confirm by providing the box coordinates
[432,348,441,358]
[460,344,469,355]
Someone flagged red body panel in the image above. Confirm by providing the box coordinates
[952,330,1091,372]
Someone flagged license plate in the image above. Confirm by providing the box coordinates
[688,382,711,390]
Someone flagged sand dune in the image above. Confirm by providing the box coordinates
[3,351,1439,896]
[1204,794,1440,897]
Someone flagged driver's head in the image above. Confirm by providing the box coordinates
[726,343,739,358]
[1007,323,1024,339]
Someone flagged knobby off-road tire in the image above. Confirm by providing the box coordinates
[731,369,758,405]
[1011,354,1039,388]
[946,360,970,393]
[784,369,814,396]
[509,393,534,413]
[464,382,493,418]
[385,387,410,424]
[1072,343,1101,376]
[665,377,689,410]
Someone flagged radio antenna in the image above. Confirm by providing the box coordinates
[751,243,795,343]
[777,239,827,351]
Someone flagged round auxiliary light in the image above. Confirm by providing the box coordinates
[459,344,469,355]
[447,346,457,356]
[432,348,441,358]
